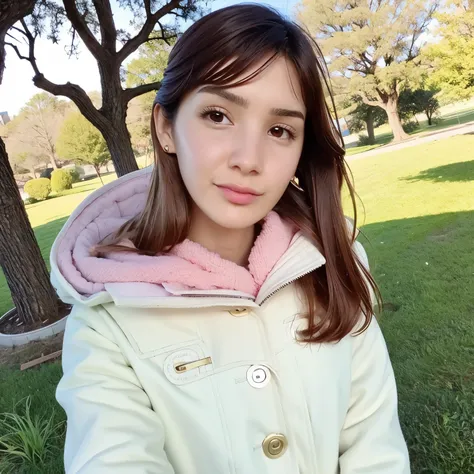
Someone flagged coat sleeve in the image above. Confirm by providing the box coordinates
[338,241,411,473]
[56,304,175,474]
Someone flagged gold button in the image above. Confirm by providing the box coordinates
[228,308,249,317]
[262,433,288,459]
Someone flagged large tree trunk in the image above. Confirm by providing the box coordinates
[0,138,59,327]
[364,108,375,145]
[385,95,409,142]
[97,63,138,177]
[102,118,138,177]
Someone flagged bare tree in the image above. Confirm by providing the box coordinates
[6,0,206,177]
[0,0,60,329]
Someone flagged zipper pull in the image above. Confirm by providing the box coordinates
[174,356,212,373]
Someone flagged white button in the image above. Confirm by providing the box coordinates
[247,365,271,388]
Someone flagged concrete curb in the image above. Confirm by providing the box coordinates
[0,309,68,348]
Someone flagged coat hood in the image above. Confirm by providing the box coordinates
[50,167,306,308]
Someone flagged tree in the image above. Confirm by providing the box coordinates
[0,0,60,329]
[57,112,110,184]
[20,92,70,170]
[347,101,387,144]
[423,1,474,102]
[299,0,441,142]
[398,88,440,126]
[7,0,206,177]
[125,39,174,163]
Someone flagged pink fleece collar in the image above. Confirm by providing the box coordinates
[70,211,295,297]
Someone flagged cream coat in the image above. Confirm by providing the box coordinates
[53,224,410,473]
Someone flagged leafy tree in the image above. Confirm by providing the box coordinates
[57,112,110,184]
[0,0,60,328]
[6,0,207,177]
[423,1,474,102]
[347,101,387,144]
[299,0,441,142]
[398,89,440,126]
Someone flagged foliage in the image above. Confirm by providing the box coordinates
[398,89,440,125]
[18,92,70,169]
[50,168,72,193]
[56,112,110,177]
[347,102,387,134]
[66,167,81,183]
[299,0,441,141]
[0,396,64,472]
[24,178,51,201]
[402,121,420,134]
[423,1,474,103]
[6,0,208,177]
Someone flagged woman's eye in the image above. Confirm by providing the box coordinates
[270,126,294,140]
[202,109,231,124]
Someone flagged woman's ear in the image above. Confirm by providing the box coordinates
[153,105,176,154]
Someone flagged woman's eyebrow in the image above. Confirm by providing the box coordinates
[198,85,305,120]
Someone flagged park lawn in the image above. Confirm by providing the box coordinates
[346,99,474,156]
[1,135,474,472]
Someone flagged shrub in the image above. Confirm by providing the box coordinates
[51,169,73,193]
[357,134,373,146]
[24,178,51,201]
[402,121,420,134]
[67,167,81,183]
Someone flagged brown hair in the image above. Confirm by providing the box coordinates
[97,4,381,343]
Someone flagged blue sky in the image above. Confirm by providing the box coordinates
[0,0,299,117]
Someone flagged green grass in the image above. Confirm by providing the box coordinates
[347,100,474,155]
[348,134,474,472]
[1,136,474,472]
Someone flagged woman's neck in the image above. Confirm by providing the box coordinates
[187,208,257,267]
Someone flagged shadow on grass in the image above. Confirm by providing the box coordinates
[358,211,474,472]
[401,160,474,183]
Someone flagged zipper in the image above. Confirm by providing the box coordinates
[257,261,325,306]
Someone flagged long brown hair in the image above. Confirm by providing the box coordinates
[97,4,381,343]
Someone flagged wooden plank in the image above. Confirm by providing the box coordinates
[20,350,62,371]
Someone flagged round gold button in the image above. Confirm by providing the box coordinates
[228,308,249,317]
[262,433,288,459]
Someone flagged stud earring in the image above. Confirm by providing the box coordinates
[290,176,304,192]
[163,145,170,153]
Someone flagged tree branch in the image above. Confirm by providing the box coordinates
[123,81,161,103]
[33,73,101,125]
[5,42,30,62]
[360,91,383,107]
[63,0,103,59]
[92,0,117,51]
[117,0,182,63]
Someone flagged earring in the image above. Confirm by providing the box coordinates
[290,176,304,192]
[163,145,170,153]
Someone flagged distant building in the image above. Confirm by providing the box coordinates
[0,111,10,125]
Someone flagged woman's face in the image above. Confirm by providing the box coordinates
[156,55,306,230]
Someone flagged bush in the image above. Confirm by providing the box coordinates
[357,134,374,146]
[24,178,51,201]
[402,121,420,134]
[67,167,81,183]
[51,169,73,193]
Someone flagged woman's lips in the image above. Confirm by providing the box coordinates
[216,184,261,205]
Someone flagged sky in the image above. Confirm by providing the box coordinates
[0,0,299,117]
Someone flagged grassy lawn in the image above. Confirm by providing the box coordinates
[346,99,474,156]
[1,137,474,472]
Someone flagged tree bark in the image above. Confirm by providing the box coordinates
[0,138,59,327]
[364,108,375,145]
[426,110,433,126]
[385,95,409,142]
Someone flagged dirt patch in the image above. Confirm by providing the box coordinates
[0,332,64,369]
[383,302,400,312]
[0,303,70,335]
[427,225,457,243]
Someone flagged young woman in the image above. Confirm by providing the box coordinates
[51,4,410,473]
